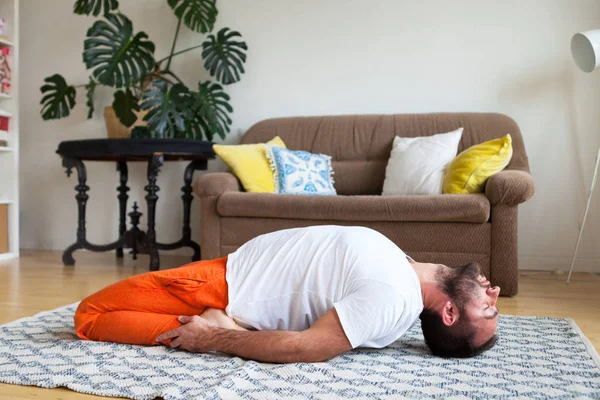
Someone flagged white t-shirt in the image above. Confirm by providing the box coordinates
[225,225,424,348]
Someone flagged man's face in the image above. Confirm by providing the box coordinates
[439,264,500,345]
[464,275,500,347]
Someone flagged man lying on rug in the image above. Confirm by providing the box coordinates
[75,225,500,362]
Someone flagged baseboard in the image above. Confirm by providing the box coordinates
[519,256,600,273]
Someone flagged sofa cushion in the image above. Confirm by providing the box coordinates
[383,128,463,195]
[266,146,336,195]
[444,134,513,194]
[216,193,490,223]
[217,218,492,278]
[213,136,286,193]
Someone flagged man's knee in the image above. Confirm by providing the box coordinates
[74,299,98,340]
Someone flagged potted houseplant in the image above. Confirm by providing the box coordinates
[39,0,247,141]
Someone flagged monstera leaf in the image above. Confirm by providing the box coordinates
[85,78,96,119]
[83,13,156,88]
[40,74,77,120]
[189,81,232,140]
[131,126,151,139]
[168,0,217,33]
[112,89,140,127]
[140,80,194,138]
[74,0,119,16]
[201,28,247,85]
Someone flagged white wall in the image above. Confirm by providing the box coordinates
[19,0,600,272]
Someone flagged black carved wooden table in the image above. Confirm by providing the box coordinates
[57,138,215,271]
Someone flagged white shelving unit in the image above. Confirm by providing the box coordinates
[0,0,18,260]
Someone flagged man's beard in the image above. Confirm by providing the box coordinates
[436,263,481,312]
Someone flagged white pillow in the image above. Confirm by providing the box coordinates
[382,128,463,195]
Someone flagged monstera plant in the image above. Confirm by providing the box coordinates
[40,0,247,140]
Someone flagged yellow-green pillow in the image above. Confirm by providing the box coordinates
[213,136,286,193]
[443,134,513,194]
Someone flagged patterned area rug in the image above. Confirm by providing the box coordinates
[0,304,599,400]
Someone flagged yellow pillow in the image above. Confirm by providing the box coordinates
[443,134,513,194]
[213,136,286,193]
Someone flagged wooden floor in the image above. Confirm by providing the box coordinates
[1,250,599,399]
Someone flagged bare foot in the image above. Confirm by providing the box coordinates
[199,308,246,330]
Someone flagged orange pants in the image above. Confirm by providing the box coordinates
[74,257,228,346]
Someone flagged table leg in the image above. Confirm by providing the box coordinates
[156,160,205,260]
[181,160,204,260]
[116,161,129,258]
[145,153,164,271]
[62,157,89,266]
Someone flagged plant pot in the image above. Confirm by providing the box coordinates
[104,106,148,139]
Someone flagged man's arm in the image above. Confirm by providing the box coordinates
[156,308,353,363]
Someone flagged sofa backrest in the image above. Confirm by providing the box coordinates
[241,113,530,195]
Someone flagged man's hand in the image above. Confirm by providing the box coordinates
[156,308,352,363]
[156,315,217,352]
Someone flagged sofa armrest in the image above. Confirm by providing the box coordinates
[485,170,535,206]
[195,172,241,198]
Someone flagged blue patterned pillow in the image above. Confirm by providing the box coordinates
[266,146,336,195]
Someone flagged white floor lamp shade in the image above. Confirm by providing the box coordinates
[567,29,600,283]
[571,30,600,73]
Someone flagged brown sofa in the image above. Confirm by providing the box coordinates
[195,113,534,296]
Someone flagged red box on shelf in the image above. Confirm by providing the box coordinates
[0,115,8,131]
